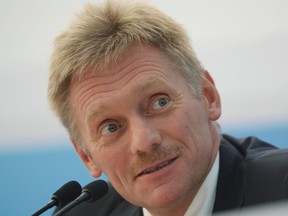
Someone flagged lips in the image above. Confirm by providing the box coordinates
[137,157,176,177]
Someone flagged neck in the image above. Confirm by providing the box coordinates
[146,194,196,216]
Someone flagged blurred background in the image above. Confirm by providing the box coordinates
[0,0,287,215]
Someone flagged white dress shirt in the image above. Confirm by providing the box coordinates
[143,152,219,216]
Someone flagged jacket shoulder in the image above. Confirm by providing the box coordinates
[222,134,288,205]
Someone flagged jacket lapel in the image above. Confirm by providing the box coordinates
[213,137,245,213]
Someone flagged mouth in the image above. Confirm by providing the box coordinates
[137,157,177,177]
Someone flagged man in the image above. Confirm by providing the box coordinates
[48,0,288,215]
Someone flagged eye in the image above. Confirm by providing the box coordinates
[100,123,122,136]
[152,96,170,111]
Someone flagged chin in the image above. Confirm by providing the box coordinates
[140,183,189,209]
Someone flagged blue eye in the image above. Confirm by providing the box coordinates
[152,97,170,110]
[101,123,121,136]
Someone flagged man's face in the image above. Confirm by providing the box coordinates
[70,44,221,212]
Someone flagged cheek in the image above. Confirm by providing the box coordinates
[98,151,135,200]
[170,106,210,147]
[175,108,203,134]
[94,148,128,180]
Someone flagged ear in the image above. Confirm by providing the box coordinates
[202,71,221,121]
[71,138,102,178]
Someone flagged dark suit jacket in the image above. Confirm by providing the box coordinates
[59,134,288,215]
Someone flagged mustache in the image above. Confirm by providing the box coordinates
[131,144,182,176]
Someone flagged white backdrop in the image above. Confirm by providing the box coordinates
[1,0,288,151]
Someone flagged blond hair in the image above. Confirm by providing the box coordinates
[48,0,204,148]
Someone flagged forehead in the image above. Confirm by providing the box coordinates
[70,44,182,92]
[84,75,174,116]
[70,44,188,115]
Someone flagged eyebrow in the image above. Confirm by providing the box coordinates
[85,105,109,123]
[136,77,169,93]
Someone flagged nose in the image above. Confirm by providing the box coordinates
[129,117,162,155]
